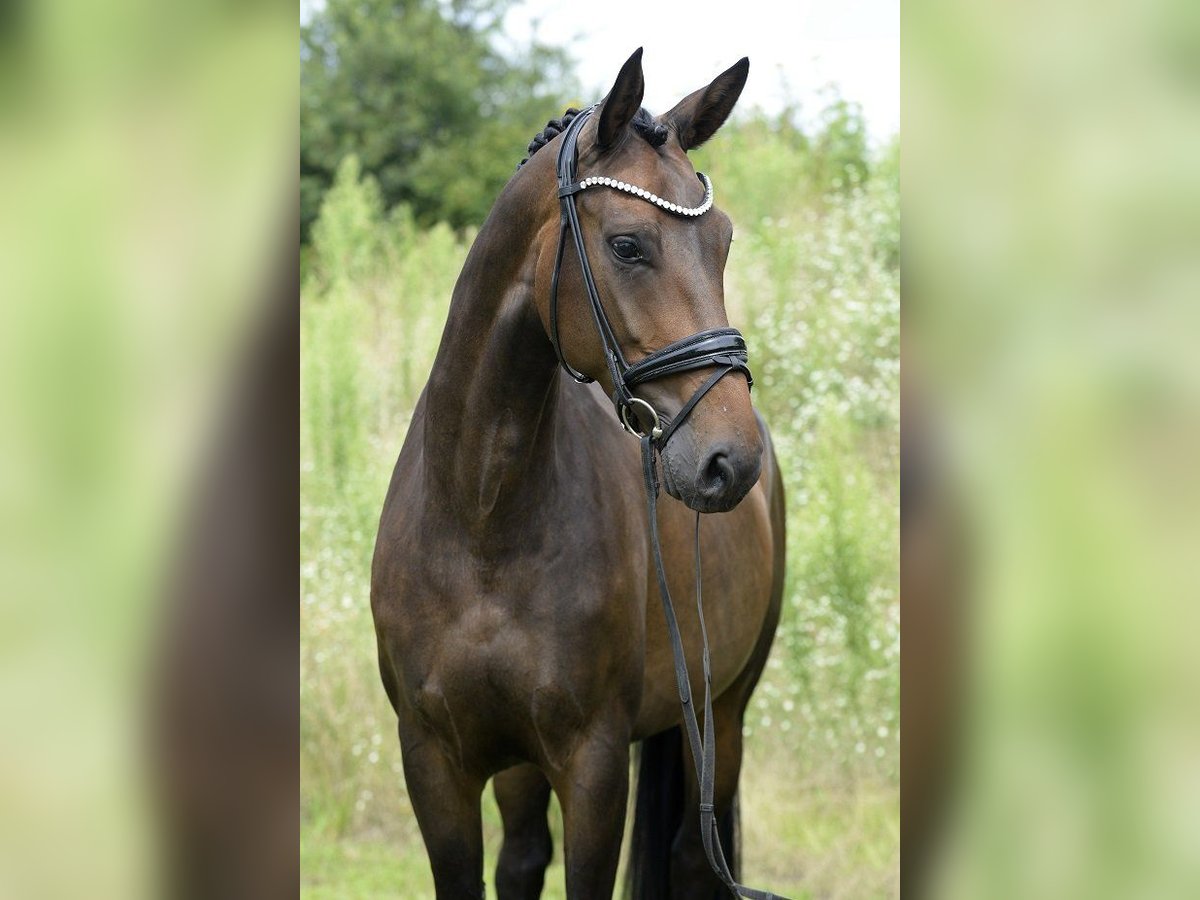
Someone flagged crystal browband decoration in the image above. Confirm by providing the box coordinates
[576,172,714,217]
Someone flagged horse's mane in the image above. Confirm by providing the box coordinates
[518,106,669,169]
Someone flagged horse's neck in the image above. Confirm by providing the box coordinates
[423,182,561,533]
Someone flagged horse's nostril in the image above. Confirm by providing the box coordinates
[702,451,735,496]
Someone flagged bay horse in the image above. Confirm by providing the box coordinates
[371,49,786,899]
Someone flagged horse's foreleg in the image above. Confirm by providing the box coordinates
[552,729,631,900]
[494,763,554,900]
[399,719,486,899]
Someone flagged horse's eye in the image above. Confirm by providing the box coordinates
[610,237,642,261]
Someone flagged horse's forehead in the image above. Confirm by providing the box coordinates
[618,141,695,193]
[579,122,695,194]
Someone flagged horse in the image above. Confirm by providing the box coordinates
[371,48,786,899]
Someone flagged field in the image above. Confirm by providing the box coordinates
[300,112,900,898]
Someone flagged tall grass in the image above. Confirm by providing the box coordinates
[301,115,899,896]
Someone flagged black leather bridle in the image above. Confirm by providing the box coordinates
[550,104,753,446]
[550,105,787,900]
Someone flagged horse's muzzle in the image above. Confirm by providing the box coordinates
[663,435,762,514]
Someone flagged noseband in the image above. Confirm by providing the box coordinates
[550,105,753,446]
[548,106,786,900]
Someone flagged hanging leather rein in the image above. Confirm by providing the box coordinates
[549,106,787,900]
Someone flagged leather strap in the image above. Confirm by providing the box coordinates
[623,327,752,390]
[642,436,787,900]
[552,105,631,398]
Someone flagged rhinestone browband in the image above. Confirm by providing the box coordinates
[574,171,714,218]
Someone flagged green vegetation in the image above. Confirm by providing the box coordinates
[301,0,575,238]
[301,99,899,896]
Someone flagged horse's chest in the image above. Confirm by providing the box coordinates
[404,555,640,684]
[390,545,644,763]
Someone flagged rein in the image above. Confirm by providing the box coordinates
[550,106,787,900]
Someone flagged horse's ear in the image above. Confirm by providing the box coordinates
[596,48,645,151]
[661,57,749,152]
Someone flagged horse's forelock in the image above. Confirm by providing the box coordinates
[518,106,667,169]
[630,108,669,148]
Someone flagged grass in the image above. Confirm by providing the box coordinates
[301,108,899,897]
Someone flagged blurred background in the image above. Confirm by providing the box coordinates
[0,0,297,896]
[299,1,899,897]
[904,0,1200,897]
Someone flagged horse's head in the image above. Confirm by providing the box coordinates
[532,49,762,514]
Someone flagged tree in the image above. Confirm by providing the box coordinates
[301,0,575,240]
[809,88,871,194]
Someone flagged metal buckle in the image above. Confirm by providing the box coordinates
[620,397,663,440]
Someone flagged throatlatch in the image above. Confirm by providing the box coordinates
[549,104,787,900]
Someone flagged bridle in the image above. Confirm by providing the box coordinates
[550,105,787,900]
[550,104,753,446]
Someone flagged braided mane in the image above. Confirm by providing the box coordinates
[518,107,669,168]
